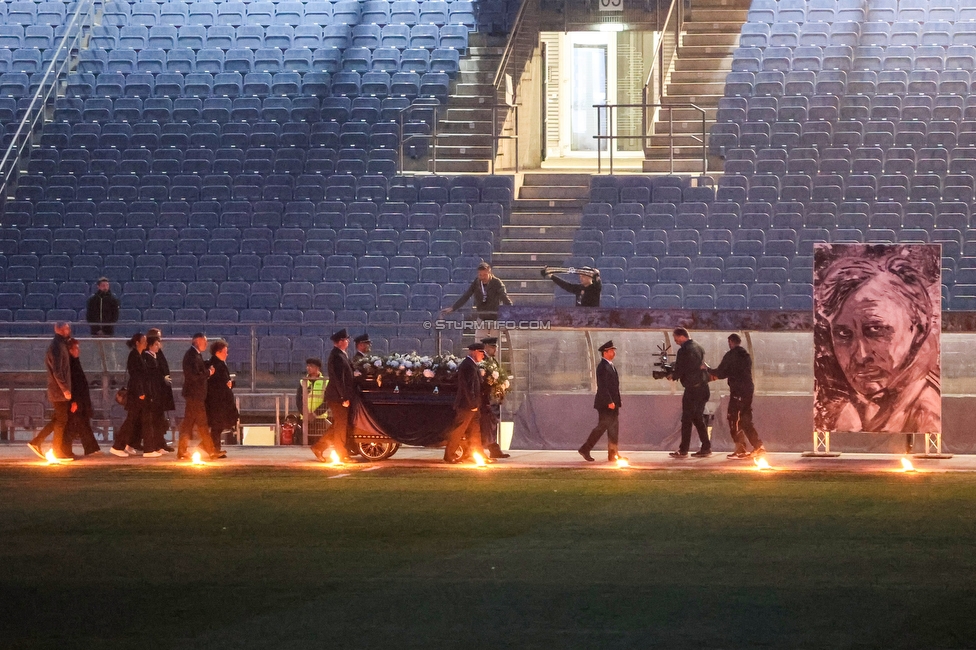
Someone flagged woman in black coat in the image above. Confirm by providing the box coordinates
[205,340,237,457]
[111,333,153,457]
[65,338,101,457]
[141,335,168,456]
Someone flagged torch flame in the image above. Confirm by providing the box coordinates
[901,457,915,472]
[329,450,343,466]
[616,457,629,468]
[191,451,205,466]
[754,457,771,471]
[44,449,58,464]
[472,452,487,467]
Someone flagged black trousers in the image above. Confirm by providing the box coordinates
[581,408,619,458]
[40,402,71,458]
[114,400,153,451]
[680,383,710,453]
[312,400,350,460]
[179,399,214,456]
[728,393,762,451]
[480,404,500,448]
[444,408,483,461]
[67,412,100,455]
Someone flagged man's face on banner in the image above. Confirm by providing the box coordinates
[829,275,917,397]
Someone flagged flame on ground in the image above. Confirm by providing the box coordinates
[329,450,343,466]
[472,452,487,468]
[754,457,771,471]
[616,457,630,468]
[191,451,205,466]
[901,457,916,472]
[44,449,58,465]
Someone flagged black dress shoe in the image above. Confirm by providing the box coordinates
[691,449,712,458]
[669,451,689,459]
[489,450,510,459]
[162,445,176,453]
[578,448,595,462]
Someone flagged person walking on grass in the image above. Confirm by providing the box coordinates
[178,333,217,460]
[110,333,153,458]
[669,328,712,459]
[578,340,623,463]
[311,329,355,463]
[205,340,236,459]
[65,338,101,457]
[709,333,766,460]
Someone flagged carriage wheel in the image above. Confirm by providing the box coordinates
[356,440,400,461]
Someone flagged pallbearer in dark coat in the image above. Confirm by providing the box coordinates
[312,329,356,463]
[205,340,237,458]
[179,333,217,459]
[579,340,623,462]
[479,337,509,459]
[65,338,101,457]
[444,342,488,463]
[111,333,153,458]
[141,336,168,456]
[353,333,371,360]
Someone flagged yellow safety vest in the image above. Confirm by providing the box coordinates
[307,376,329,419]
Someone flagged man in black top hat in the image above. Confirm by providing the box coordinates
[353,333,371,360]
[479,336,509,459]
[544,266,602,307]
[444,342,488,463]
[579,340,623,462]
[312,329,356,463]
[669,328,712,458]
[709,333,766,459]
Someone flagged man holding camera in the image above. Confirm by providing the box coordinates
[709,333,766,459]
[668,328,712,459]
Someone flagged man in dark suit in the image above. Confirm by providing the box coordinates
[178,333,216,460]
[312,329,356,463]
[669,328,712,458]
[444,342,488,463]
[579,340,623,462]
[479,337,509,459]
[353,333,371,360]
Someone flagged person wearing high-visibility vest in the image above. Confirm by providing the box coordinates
[297,357,330,446]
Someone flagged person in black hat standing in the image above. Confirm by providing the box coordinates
[544,266,602,307]
[444,342,488,463]
[298,357,330,447]
[480,336,509,459]
[312,329,356,462]
[353,333,372,360]
[669,328,712,458]
[578,340,623,462]
[709,333,766,459]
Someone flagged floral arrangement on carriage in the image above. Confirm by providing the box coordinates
[352,351,512,400]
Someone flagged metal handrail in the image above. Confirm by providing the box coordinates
[490,102,519,174]
[492,0,536,92]
[642,0,683,106]
[594,102,707,175]
[0,0,95,200]
[397,102,439,175]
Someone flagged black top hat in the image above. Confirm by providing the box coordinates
[598,340,616,353]
[467,342,486,351]
[480,336,498,346]
[305,357,322,368]
[354,333,371,344]
[330,328,349,343]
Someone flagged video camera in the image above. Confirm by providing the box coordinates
[651,343,674,380]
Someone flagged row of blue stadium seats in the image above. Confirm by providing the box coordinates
[0,2,80,27]
[99,0,476,29]
[722,72,974,102]
[746,0,976,26]
[55,70,453,100]
[73,45,464,75]
[732,44,976,75]
[706,182,976,207]
[717,97,976,130]
[721,148,976,178]
[739,20,976,49]
[85,21,470,50]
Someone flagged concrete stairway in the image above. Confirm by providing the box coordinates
[643,0,750,173]
[431,34,506,173]
[490,173,589,307]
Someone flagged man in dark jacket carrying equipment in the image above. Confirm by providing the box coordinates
[709,333,766,459]
[444,342,488,463]
[668,328,712,458]
[311,329,356,463]
[179,333,216,460]
[544,266,602,307]
[578,340,623,462]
